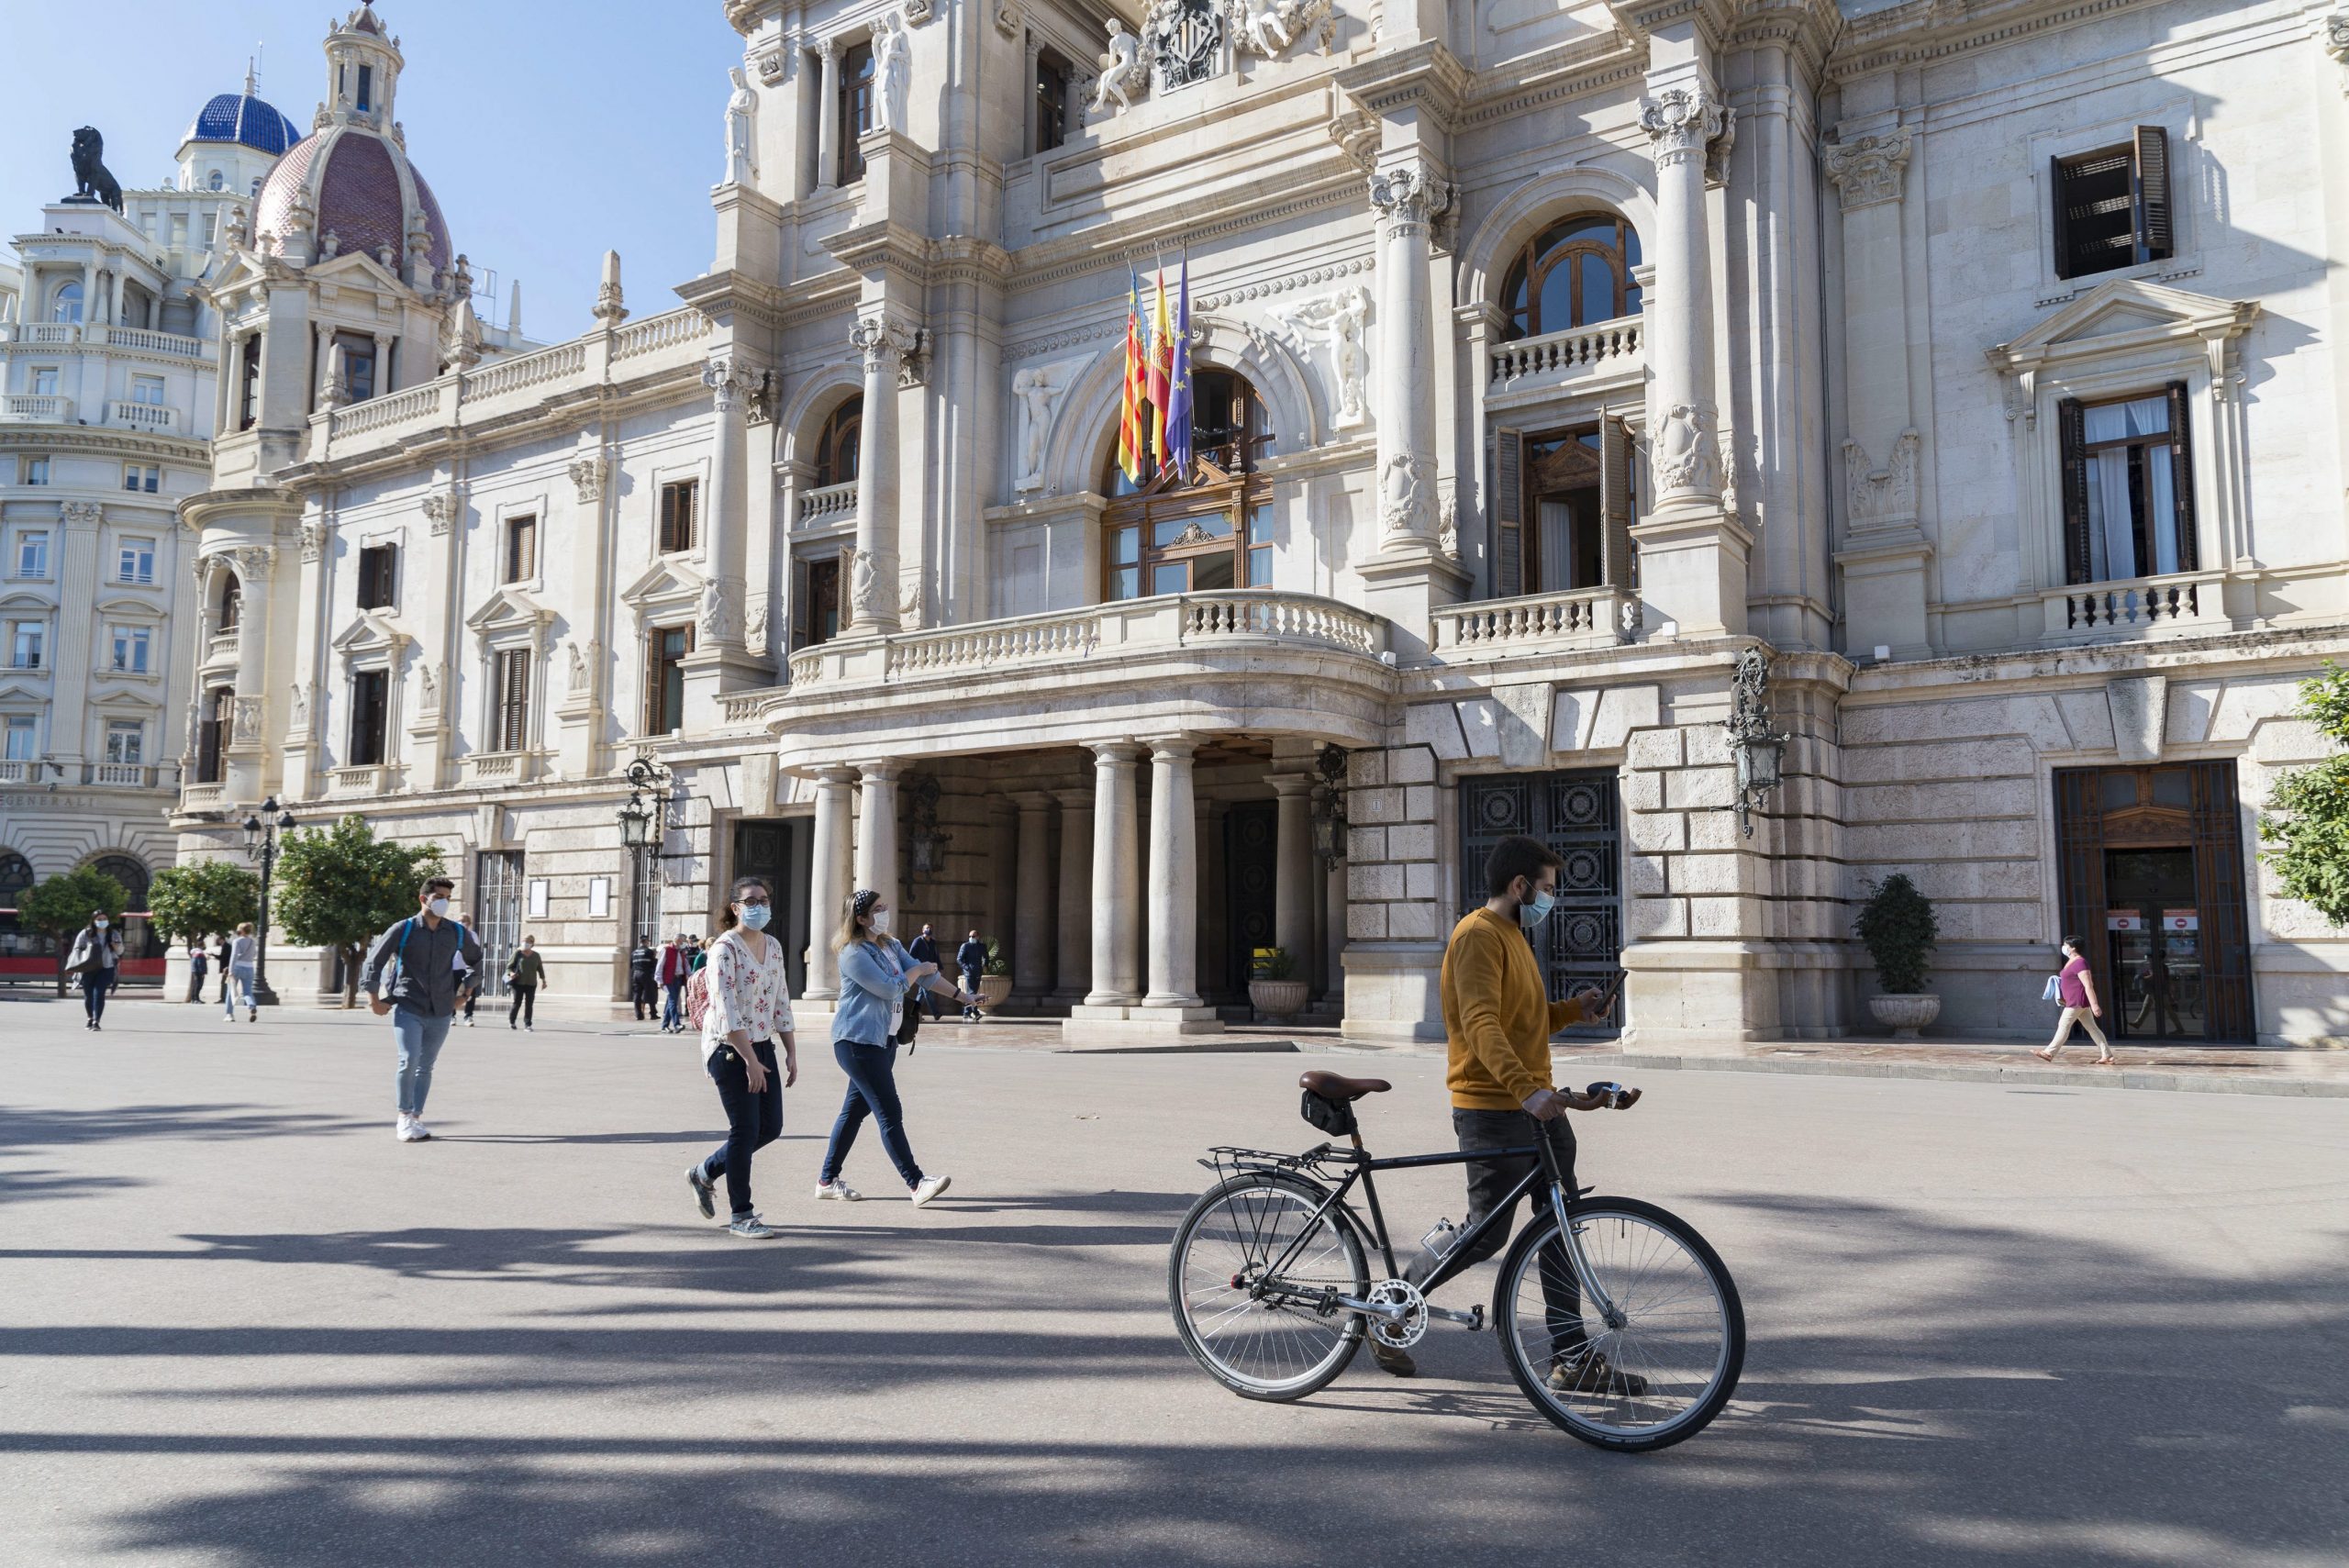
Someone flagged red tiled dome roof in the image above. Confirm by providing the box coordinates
[254,123,452,280]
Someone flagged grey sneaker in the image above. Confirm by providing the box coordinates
[728,1212,778,1240]
[910,1174,952,1207]
[1370,1340,1418,1377]
[1549,1349,1649,1397]
[686,1165,717,1219]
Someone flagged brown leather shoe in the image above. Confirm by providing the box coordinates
[1369,1340,1417,1377]
[1548,1349,1648,1396]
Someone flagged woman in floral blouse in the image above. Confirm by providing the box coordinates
[686,876,799,1239]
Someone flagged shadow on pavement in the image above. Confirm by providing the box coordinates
[0,1102,373,1147]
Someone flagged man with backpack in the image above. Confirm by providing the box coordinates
[360,876,482,1143]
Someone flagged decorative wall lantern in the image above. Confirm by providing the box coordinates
[905,771,948,880]
[1723,648,1790,839]
[617,757,673,851]
[1309,743,1350,861]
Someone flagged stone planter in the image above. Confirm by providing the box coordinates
[1249,979,1311,1022]
[975,974,1012,1015]
[1867,993,1941,1040]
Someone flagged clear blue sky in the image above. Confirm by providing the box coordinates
[0,0,744,341]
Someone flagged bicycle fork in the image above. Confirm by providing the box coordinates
[1541,1140,1627,1333]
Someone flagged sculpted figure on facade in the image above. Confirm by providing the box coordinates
[1011,361,1075,491]
[1379,450,1429,537]
[1843,428,1921,526]
[299,520,328,562]
[1272,284,1370,429]
[567,450,608,503]
[1656,403,1720,496]
[1229,0,1334,59]
[746,597,770,649]
[1366,161,1450,232]
[722,67,759,186]
[1640,85,1726,166]
[873,13,913,135]
[1821,127,1913,210]
[566,640,589,695]
[1091,20,1149,116]
[231,696,263,744]
[287,682,310,734]
[417,662,439,714]
[846,544,890,626]
[698,576,741,644]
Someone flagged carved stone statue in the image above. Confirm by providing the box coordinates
[566,640,589,695]
[288,683,311,733]
[68,128,123,213]
[873,13,913,135]
[418,663,440,713]
[1379,451,1427,536]
[698,576,741,644]
[723,67,759,185]
[1656,403,1720,496]
[1273,284,1371,429]
[1230,0,1332,59]
[1011,361,1074,490]
[1091,20,1148,116]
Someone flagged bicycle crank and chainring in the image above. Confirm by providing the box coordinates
[1364,1279,1429,1349]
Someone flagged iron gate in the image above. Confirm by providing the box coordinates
[1458,770,1623,1038]
[473,851,525,999]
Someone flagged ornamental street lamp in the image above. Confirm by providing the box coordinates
[618,758,674,946]
[241,795,297,1006]
[1723,648,1790,839]
[1309,743,1350,861]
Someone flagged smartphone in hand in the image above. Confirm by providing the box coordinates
[1570,969,1628,1019]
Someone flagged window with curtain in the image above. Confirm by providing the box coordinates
[2059,385,2195,584]
[1499,216,1643,343]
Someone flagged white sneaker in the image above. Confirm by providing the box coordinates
[814,1179,863,1202]
[910,1174,952,1207]
[406,1118,434,1142]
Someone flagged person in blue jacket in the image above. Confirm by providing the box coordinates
[814,888,973,1207]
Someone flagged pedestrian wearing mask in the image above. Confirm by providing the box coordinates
[658,934,688,1032]
[359,877,482,1143]
[507,936,544,1031]
[629,939,659,1021]
[955,929,986,1022]
[908,924,944,1020]
[455,911,480,1027]
[66,911,123,1031]
[685,877,799,1239]
[186,940,209,1004]
[214,933,232,1005]
[2035,936,2116,1065]
[816,889,973,1207]
[225,922,259,1022]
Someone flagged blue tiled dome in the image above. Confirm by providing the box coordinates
[184,92,303,157]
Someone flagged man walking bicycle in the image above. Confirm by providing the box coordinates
[360,876,482,1143]
[1371,833,1642,1397]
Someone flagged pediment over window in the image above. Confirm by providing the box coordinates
[0,590,52,613]
[465,584,556,642]
[0,678,46,704]
[1988,280,2257,378]
[88,687,164,714]
[94,594,158,618]
[330,609,412,660]
[618,557,705,615]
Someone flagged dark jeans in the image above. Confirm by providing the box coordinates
[1408,1108,1586,1361]
[462,989,477,1021]
[822,1039,923,1187]
[960,967,981,1016]
[187,967,206,1003]
[662,980,684,1030]
[508,984,536,1028]
[83,969,113,1024]
[701,1040,784,1218]
[630,976,655,1019]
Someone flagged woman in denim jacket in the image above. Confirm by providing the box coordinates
[818,888,973,1207]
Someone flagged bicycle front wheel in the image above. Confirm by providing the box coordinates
[1495,1195,1744,1452]
[1169,1172,1369,1401]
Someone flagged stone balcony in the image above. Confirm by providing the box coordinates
[796,480,856,528]
[2040,568,2229,644]
[0,394,73,424]
[106,399,178,434]
[1431,584,1642,662]
[1486,316,1643,401]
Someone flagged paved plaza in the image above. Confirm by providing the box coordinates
[3,995,2345,1567]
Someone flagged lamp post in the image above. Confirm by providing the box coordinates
[1723,648,1790,839]
[617,758,674,949]
[1308,743,1350,861]
[241,795,297,1006]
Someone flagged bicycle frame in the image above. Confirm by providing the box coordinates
[1247,1129,1626,1332]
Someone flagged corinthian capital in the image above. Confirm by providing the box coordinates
[852,315,930,385]
[1822,127,1914,211]
[1641,86,1726,167]
[704,356,753,414]
[1367,162,1453,233]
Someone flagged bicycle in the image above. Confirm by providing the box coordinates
[1168,1069,1744,1452]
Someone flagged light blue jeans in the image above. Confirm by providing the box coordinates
[393,1008,456,1117]
[224,964,256,1018]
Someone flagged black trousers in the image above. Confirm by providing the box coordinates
[1410,1108,1586,1360]
[629,975,655,1018]
[508,984,536,1027]
[701,1040,784,1218]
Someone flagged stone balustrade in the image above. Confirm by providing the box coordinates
[107,399,178,434]
[0,394,74,423]
[1431,584,1640,658]
[87,762,155,787]
[7,323,79,346]
[1488,316,1642,389]
[203,631,239,665]
[2042,569,2227,642]
[94,326,206,358]
[796,480,857,528]
[0,760,32,784]
[329,764,391,796]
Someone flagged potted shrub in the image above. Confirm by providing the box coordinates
[1854,873,1940,1038]
[975,940,1013,1015]
[1247,947,1310,1022]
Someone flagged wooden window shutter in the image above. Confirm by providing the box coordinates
[2133,126,2172,262]
[2049,154,2075,280]
[497,648,530,752]
[1492,427,1523,600]
[790,556,811,651]
[2058,397,2091,585]
[2165,379,2198,573]
[1600,415,1634,589]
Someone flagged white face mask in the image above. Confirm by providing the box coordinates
[870,907,894,934]
[427,897,451,918]
[94,919,108,930]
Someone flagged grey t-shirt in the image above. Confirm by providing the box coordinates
[359,917,481,1017]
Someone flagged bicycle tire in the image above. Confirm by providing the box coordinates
[1168,1171,1370,1402]
[1492,1195,1744,1453]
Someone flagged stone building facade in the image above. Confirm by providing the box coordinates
[172,0,2349,1046]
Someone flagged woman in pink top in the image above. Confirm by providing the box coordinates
[2035,935,2116,1065]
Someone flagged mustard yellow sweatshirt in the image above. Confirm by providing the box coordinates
[1441,907,1591,1110]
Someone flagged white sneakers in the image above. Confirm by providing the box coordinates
[395,1114,433,1143]
[911,1174,952,1207]
[816,1175,952,1205]
[813,1179,863,1202]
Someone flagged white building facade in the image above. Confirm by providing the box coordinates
[0,78,302,972]
[172,0,2349,1046]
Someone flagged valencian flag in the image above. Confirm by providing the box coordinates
[1163,255,1194,482]
[1118,270,1147,484]
[1145,267,1174,471]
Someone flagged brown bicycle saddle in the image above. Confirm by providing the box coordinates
[1297,1070,1391,1102]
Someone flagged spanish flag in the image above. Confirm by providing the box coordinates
[1146,268,1173,470]
[1118,272,1146,484]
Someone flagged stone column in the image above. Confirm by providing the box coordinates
[699,356,752,654]
[1144,739,1202,1008]
[371,331,391,396]
[848,315,918,636]
[1082,742,1142,1007]
[1011,791,1053,1003]
[852,761,899,913]
[805,764,855,999]
[1272,773,1316,965]
[225,541,274,802]
[1053,786,1093,1004]
[1368,161,1449,553]
[815,39,841,192]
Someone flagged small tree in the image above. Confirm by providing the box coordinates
[148,859,262,949]
[2259,662,2349,928]
[273,815,445,1006]
[19,864,130,997]
[1854,873,1938,995]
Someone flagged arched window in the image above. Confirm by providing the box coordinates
[1500,215,1642,341]
[0,851,33,952]
[86,853,150,908]
[51,281,83,324]
[218,573,242,631]
[1098,369,1275,600]
[207,170,226,191]
[840,42,875,183]
[815,397,862,488]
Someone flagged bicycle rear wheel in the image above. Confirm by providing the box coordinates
[1169,1172,1368,1401]
[1494,1195,1744,1452]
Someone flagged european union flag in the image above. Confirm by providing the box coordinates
[1163,255,1193,482]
